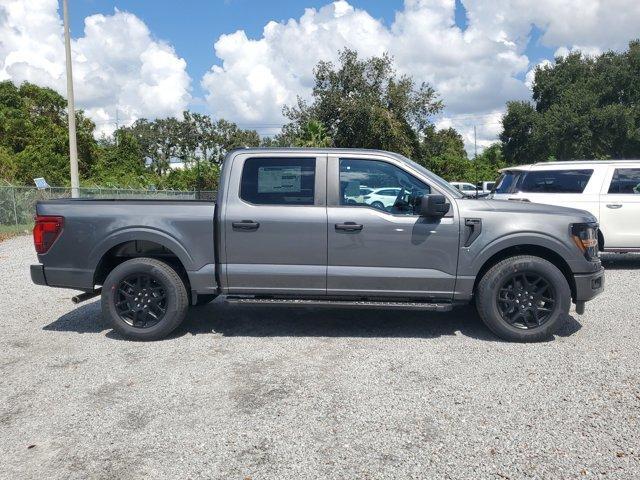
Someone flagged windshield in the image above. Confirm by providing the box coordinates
[493,171,523,194]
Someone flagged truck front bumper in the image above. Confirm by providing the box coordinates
[31,264,47,286]
[574,266,605,303]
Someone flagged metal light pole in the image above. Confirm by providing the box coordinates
[62,0,80,198]
[474,125,479,196]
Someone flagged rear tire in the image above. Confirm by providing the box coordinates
[475,255,571,342]
[101,257,189,341]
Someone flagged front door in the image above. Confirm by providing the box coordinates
[599,166,640,249]
[326,155,460,300]
[223,154,327,295]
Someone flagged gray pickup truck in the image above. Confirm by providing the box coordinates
[31,148,604,341]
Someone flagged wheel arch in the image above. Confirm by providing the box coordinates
[473,244,576,300]
[91,229,193,290]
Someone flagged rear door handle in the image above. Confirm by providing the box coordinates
[606,204,622,209]
[508,197,530,202]
[335,222,363,232]
[232,220,260,230]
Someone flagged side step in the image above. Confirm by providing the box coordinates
[225,297,453,312]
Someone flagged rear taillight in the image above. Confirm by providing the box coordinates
[33,215,64,254]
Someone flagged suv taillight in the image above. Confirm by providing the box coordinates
[33,215,64,254]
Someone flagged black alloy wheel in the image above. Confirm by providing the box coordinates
[115,273,167,328]
[496,271,556,329]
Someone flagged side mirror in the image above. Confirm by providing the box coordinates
[420,194,450,218]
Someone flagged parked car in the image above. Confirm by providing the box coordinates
[490,160,640,252]
[31,148,604,342]
[450,181,493,197]
[450,182,479,196]
[344,185,372,205]
[478,181,495,195]
[362,187,402,210]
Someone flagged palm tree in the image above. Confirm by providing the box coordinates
[297,120,332,147]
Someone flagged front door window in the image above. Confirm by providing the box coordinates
[340,159,430,215]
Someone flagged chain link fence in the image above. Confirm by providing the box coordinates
[0,186,216,228]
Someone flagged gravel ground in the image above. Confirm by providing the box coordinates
[1,235,639,479]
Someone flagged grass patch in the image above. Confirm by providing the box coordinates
[0,223,32,242]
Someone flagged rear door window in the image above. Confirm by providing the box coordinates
[520,169,593,193]
[607,168,640,194]
[240,157,316,205]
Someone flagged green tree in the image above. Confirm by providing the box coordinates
[294,120,332,147]
[282,49,442,157]
[501,40,640,164]
[90,130,153,187]
[0,81,99,185]
[418,126,470,180]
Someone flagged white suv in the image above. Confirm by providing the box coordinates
[491,160,640,252]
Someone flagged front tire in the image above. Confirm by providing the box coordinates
[101,257,189,341]
[475,255,571,342]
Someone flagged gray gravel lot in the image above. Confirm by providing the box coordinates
[1,235,639,479]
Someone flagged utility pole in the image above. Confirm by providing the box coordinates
[115,108,119,147]
[62,0,80,198]
[474,125,478,195]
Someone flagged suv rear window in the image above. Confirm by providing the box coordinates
[608,168,640,194]
[519,169,593,193]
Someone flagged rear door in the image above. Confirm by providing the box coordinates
[222,153,328,295]
[599,166,640,249]
[326,154,460,300]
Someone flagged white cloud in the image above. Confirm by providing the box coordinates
[0,0,190,137]
[201,0,640,152]
[525,59,552,90]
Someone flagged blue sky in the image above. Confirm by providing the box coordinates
[69,0,408,100]
[68,0,553,102]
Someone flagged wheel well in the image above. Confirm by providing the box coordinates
[473,245,576,299]
[94,240,190,293]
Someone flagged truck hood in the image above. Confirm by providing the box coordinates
[457,198,597,223]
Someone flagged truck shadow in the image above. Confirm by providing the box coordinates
[44,299,582,343]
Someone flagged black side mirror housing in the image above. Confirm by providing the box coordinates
[420,194,450,218]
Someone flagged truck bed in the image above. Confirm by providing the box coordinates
[34,199,217,294]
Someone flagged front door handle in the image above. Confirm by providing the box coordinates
[508,197,530,202]
[232,220,260,230]
[335,222,363,232]
[606,204,623,209]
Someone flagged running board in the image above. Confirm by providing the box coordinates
[225,297,453,312]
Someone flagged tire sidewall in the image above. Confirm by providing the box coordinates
[477,256,571,341]
[102,259,187,340]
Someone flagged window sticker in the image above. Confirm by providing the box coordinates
[258,166,302,193]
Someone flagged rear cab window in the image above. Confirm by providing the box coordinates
[240,157,316,205]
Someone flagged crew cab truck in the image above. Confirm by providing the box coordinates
[31,148,604,342]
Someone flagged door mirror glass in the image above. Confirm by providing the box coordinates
[420,194,449,218]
